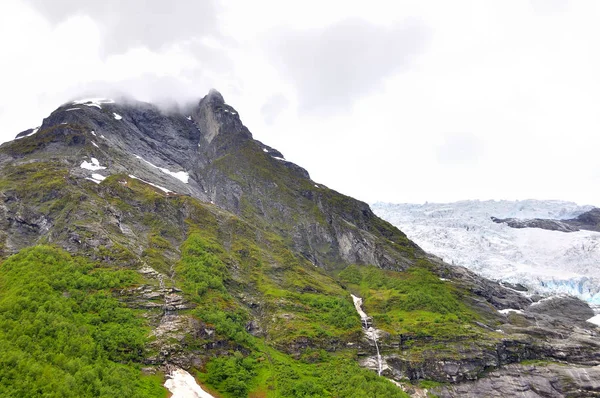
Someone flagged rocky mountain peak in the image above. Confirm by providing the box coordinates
[205,88,225,104]
[193,89,250,149]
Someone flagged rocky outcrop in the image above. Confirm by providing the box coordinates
[570,208,600,232]
[491,208,600,233]
[375,295,600,385]
[491,216,579,232]
[434,363,600,397]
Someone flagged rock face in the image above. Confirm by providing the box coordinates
[491,207,600,233]
[491,216,579,232]
[434,363,600,397]
[570,208,600,232]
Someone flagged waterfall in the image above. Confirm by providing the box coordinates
[351,294,383,376]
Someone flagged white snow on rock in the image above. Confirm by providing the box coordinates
[66,107,81,111]
[134,155,189,183]
[72,98,114,109]
[128,175,172,194]
[187,116,192,120]
[91,131,96,136]
[91,173,105,182]
[273,156,285,161]
[113,112,123,120]
[92,142,99,148]
[80,158,106,171]
[164,367,214,398]
[86,173,106,184]
[372,200,600,306]
[498,308,524,315]
[263,148,269,153]
[586,314,600,326]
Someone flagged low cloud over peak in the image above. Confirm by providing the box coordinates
[267,18,429,115]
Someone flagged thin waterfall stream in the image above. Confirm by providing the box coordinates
[351,294,383,376]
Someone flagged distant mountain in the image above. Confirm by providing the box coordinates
[0,93,599,397]
[372,200,600,305]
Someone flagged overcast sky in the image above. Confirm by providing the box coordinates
[1,0,599,206]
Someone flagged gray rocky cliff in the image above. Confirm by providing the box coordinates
[491,207,600,233]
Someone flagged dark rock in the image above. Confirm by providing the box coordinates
[491,216,579,232]
[491,207,600,233]
[434,363,600,397]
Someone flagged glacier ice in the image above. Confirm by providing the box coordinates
[372,200,600,306]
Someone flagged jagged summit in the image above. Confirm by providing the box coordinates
[205,88,225,103]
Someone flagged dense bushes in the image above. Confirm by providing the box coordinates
[0,246,164,397]
[206,351,256,396]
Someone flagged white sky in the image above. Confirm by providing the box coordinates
[1,0,599,206]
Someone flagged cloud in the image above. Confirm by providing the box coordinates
[22,0,220,55]
[260,94,289,124]
[266,18,429,115]
[437,133,484,167]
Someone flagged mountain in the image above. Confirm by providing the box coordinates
[0,94,599,397]
[372,200,600,306]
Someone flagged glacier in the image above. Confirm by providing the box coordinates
[372,200,600,307]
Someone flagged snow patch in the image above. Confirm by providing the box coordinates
[80,158,106,171]
[273,156,285,161]
[134,155,189,183]
[586,314,600,326]
[92,142,99,148]
[187,116,192,120]
[91,131,96,136]
[113,112,122,120]
[530,295,569,306]
[66,107,80,111]
[164,367,214,398]
[86,173,106,184]
[263,148,269,153]
[128,175,172,194]
[498,308,524,315]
